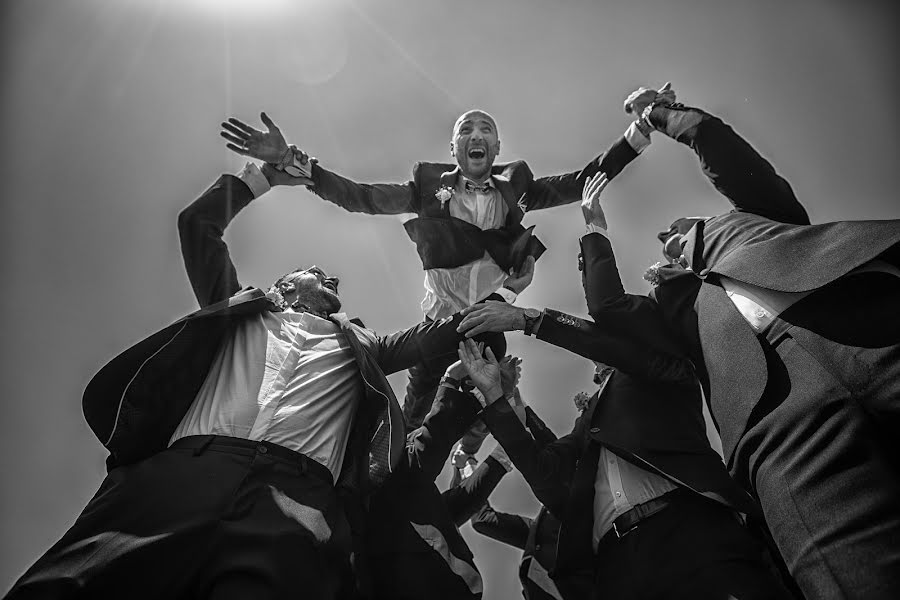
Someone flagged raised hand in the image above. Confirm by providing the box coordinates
[221,112,290,164]
[457,300,525,337]
[581,171,609,229]
[458,339,502,403]
[503,255,535,294]
[499,355,522,397]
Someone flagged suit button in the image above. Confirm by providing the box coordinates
[257,445,268,454]
[590,427,600,434]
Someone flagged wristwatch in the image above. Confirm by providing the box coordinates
[522,308,541,336]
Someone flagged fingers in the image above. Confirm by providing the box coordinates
[220,131,246,147]
[224,142,250,156]
[659,81,672,93]
[221,121,250,141]
[226,117,258,135]
[260,111,281,132]
[484,346,497,364]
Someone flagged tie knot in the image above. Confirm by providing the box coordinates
[464,180,491,194]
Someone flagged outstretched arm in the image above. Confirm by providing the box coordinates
[443,449,512,527]
[222,112,418,215]
[631,85,809,225]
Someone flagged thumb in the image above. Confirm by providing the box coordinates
[658,82,672,93]
[260,111,280,132]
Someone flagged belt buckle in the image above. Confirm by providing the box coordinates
[613,520,636,539]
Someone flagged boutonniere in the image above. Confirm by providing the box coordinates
[265,286,288,311]
[643,261,664,287]
[573,391,591,412]
[516,193,528,213]
[435,186,454,210]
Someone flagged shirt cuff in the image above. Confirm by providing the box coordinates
[237,162,270,198]
[495,286,518,304]
[624,121,651,154]
[585,224,610,237]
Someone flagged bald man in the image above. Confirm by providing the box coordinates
[220,108,648,430]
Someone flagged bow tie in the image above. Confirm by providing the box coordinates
[464,180,492,194]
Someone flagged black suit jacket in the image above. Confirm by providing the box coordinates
[582,222,900,463]
[82,174,467,495]
[482,369,758,597]
[582,115,900,463]
[309,136,640,272]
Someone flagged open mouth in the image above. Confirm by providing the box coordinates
[323,281,338,293]
[467,148,486,160]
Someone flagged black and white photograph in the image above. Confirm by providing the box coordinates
[1,0,898,598]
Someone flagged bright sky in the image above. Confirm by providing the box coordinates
[1,0,898,596]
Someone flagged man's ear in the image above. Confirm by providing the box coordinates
[495,139,501,157]
[449,141,456,157]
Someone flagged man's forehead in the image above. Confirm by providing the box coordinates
[453,110,498,132]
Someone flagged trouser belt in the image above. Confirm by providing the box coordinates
[604,489,687,542]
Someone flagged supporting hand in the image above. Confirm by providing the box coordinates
[458,301,526,337]
[499,355,522,397]
[458,339,503,403]
[503,255,535,294]
[581,171,609,229]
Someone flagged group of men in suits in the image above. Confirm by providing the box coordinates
[7,83,899,600]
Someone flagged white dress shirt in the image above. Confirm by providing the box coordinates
[170,164,362,481]
[590,370,677,548]
[422,176,514,320]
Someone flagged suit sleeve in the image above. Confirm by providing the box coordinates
[406,387,483,483]
[523,136,640,212]
[482,398,580,516]
[524,407,559,448]
[579,232,684,351]
[442,456,510,527]
[177,174,254,307]
[535,309,695,385]
[470,503,533,551]
[309,163,418,215]
[686,115,809,225]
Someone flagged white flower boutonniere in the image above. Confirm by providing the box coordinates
[516,193,528,213]
[643,261,664,287]
[435,186,454,210]
[573,391,591,412]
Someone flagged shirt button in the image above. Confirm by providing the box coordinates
[755,308,767,318]
[257,445,268,454]
[615,492,622,497]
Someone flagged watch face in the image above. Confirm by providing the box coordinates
[524,308,541,319]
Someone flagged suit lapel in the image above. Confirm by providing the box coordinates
[438,168,460,217]
[490,173,524,226]
[696,281,768,465]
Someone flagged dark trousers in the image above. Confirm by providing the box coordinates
[6,435,353,600]
[367,551,481,600]
[403,321,506,429]
[591,492,791,600]
[732,272,900,599]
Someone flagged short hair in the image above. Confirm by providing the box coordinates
[656,217,705,244]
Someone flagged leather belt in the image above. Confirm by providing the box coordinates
[605,489,686,542]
